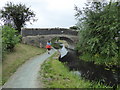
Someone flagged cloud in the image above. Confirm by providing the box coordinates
[45,0,74,11]
[0,0,87,28]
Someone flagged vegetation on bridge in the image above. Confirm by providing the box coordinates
[75,2,120,66]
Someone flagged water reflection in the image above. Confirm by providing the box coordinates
[59,47,120,87]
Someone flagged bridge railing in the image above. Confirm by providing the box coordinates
[21,28,78,37]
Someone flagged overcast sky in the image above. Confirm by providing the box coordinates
[0,0,89,28]
[0,0,92,28]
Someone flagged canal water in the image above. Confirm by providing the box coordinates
[58,46,120,87]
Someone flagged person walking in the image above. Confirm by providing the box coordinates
[46,40,52,54]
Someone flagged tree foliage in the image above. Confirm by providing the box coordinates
[69,25,79,30]
[75,2,120,65]
[0,2,36,33]
[2,26,21,53]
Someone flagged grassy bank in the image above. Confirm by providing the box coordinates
[0,63,1,86]
[2,43,45,85]
[40,52,112,88]
[79,52,119,66]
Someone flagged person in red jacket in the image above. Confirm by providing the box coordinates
[46,40,52,54]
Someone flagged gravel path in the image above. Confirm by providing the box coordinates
[3,49,56,88]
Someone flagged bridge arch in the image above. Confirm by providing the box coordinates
[21,28,79,49]
[51,36,75,49]
[59,36,74,44]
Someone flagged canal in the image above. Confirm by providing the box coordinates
[58,46,120,87]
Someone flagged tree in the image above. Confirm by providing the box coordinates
[0,2,36,33]
[69,25,79,30]
[75,2,120,65]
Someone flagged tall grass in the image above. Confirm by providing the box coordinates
[40,53,112,88]
[2,43,45,85]
[0,29,2,86]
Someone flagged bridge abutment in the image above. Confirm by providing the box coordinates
[21,28,79,48]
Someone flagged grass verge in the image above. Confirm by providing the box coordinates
[2,43,45,85]
[40,52,112,88]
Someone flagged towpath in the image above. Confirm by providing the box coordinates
[3,49,56,88]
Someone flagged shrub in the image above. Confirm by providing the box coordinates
[2,26,21,52]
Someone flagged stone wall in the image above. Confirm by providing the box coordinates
[21,28,78,37]
[21,28,79,49]
[22,35,79,48]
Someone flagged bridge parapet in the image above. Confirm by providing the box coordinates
[21,28,78,37]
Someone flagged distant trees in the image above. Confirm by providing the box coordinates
[69,25,78,30]
[0,2,36,33]
[75,2,120,65]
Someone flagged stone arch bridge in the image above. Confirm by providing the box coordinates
[21,28,79,49]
